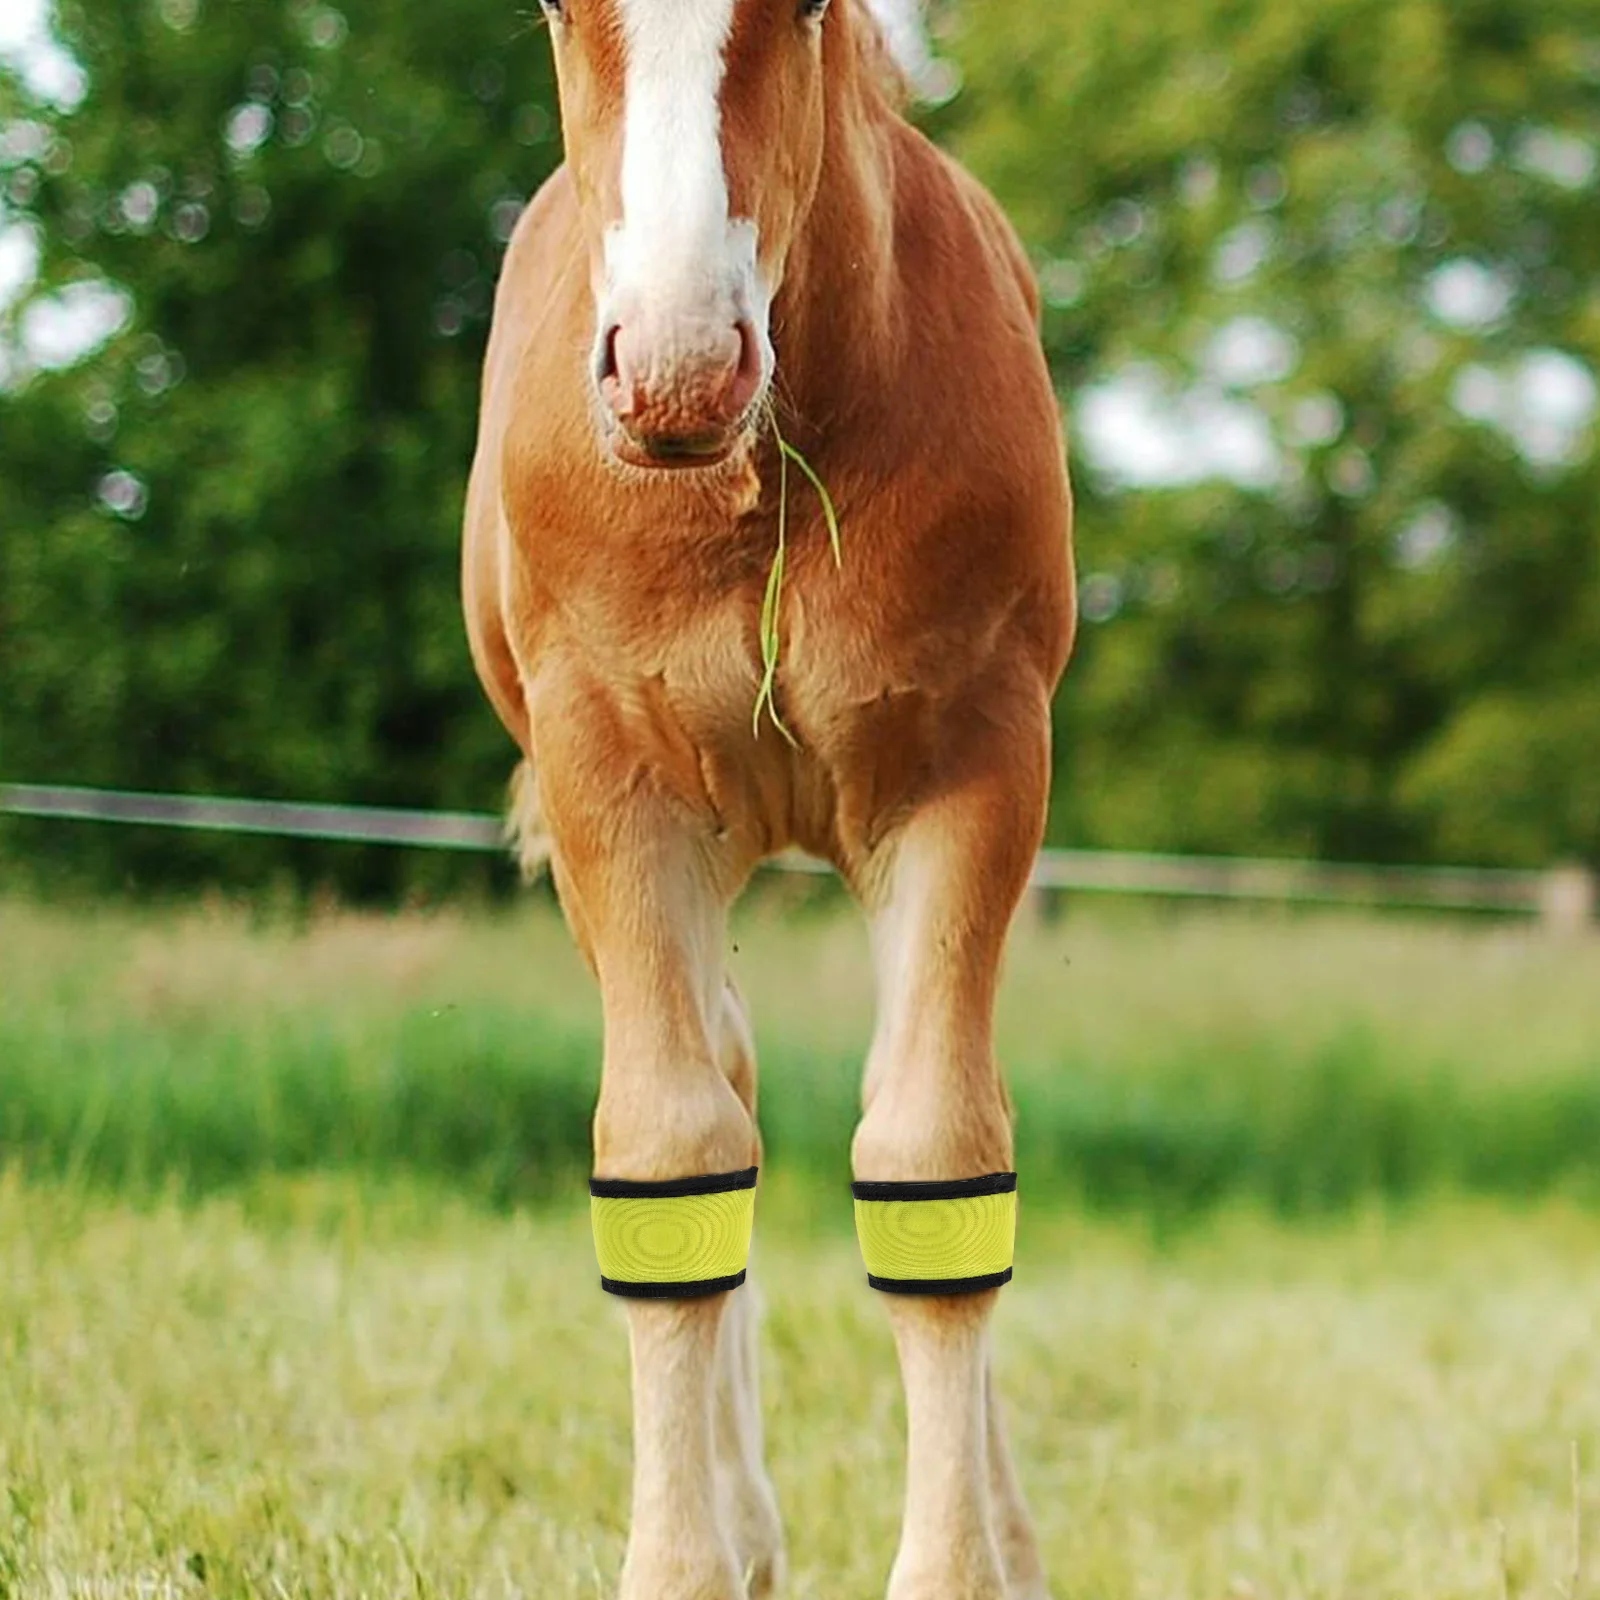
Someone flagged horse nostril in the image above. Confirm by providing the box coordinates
[728,318,764,415]
[736,320,761,380]
[596,324,621,389]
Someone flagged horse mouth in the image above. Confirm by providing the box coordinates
[608,415,759,473]
[642,431,731,464]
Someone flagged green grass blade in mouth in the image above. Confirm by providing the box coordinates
[753,420,842,742]
[753,432,798,745]
[778,438,842,569]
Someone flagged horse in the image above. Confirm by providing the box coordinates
[460,0,1075,1593]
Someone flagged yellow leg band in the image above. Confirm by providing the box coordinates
[853,1173,1017,1294]
[590,1167,757,1299]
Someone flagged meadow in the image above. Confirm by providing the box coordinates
[2,892,1599,1213]
[1,1181,1597,1599]
[2,893,1599,1598]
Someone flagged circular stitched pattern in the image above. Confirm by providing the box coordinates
[854,1190,1016,1282]
[592,1189,756,1285]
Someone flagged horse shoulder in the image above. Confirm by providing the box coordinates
[462,166,584,751]
[797,125,1074,709]
[943,154,1043,328]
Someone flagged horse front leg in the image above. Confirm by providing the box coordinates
[850,687,1054,1600]
[986,1360,1052,1600]
[589,893,757,1600]
[536,699,760,1600]
[712,981,787,1596]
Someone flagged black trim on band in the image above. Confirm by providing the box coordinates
[852,1172,1017,1204]
[590,1166,758,1201]
[600,1271,748,1299]
[867,1268,1014,1296]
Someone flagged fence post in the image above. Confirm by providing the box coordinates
[1539,866,1596,936]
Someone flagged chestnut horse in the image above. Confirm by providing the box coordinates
[461,0,1075,1593]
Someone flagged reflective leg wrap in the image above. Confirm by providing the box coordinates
[590,1166,758,1299]
[852,1172,1018,1295]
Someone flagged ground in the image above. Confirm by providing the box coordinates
[2,894,1596,1596]
[2,1179,1595,1600]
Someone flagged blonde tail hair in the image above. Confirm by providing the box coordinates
[504,758,552,883]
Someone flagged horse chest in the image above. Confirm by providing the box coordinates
[542,532,950,729]
[509,455,1041,861]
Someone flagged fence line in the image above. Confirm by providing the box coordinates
[2,782,1592,926]
[0,783,504,852]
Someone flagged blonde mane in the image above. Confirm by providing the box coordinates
[858,0,940,101]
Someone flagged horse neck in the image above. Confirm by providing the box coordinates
[768,25,905,438]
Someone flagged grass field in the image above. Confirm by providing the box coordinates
[2,1178,1597,1599]
[3,897,1599,1596]
[3,894,1599,1213]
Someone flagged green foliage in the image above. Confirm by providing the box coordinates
[1401,684,1600,864]
[2,0,1598,889]
[12,995,1600,1215]
[0,0,560,891]
[0,997,598,1203]
[5,897,1600,1216]
[941,0,1600,866]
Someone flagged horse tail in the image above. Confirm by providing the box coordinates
[504,757,552,883]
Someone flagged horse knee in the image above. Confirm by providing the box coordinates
[852,1066,1012,1184]
[595,1062,756,1180]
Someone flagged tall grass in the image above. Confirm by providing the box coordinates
[2,893,1597,1213]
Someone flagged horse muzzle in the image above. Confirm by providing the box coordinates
[595,312,767,471]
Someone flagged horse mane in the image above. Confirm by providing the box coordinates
[855,0,935,104]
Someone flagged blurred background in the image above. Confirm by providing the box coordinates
[3,0,1599,891]
[1,0,1599,1213]
[3,4,1600,1594]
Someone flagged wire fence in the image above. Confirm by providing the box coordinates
[2,782,1593,928]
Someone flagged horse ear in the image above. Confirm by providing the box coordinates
[861,0,951,103]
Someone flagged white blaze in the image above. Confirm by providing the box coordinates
[608,0,760,320]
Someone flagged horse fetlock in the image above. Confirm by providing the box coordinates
[743,1551,786,1600]
[718,1472,785,1597]
[888,1584,1009,1600]
[991,1503,1051,1600]
[886,1549,1010,1600]
[735,1526,786,1599]
[618,1543,748,1600]
[1000,1580,1052,1600]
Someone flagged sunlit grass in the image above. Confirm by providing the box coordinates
[3,896,1596,1591]
[0,1176,1595,1598]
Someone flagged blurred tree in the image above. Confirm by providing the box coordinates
[941,0,1600,867]
[2,0,1597,890]
[0,0,558,890]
